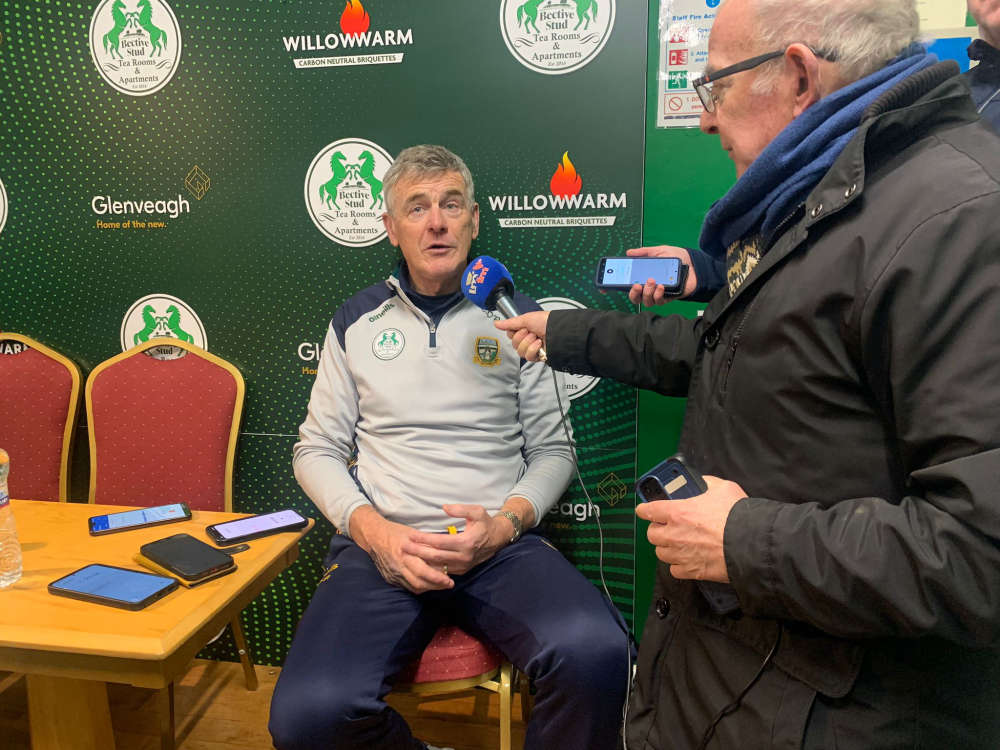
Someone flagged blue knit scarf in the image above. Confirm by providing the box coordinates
[699,47,937,258]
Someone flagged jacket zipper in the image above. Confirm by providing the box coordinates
[720,295,760,396]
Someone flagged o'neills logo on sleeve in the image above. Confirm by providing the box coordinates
[89,0,181,96]
[489,151,626,228]
[283,0,414,70]
[305,138,392,247]
[500,0,615,75]
[121,293,206,360]
[0,179,7,237]
[91,193,190,229]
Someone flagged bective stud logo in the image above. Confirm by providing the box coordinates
[473,337,502,367]
[89,0,181,96]
[305,138,393,247]
[185,165,210,200]
[120,294,206,360]
[340,1,370,35]
[537,297,600,399]
[373,328,405,360]
[550,151,582,197]
[0,178,7,238]
[500,0,616,75]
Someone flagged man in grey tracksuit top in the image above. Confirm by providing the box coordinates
[269,145,630,750]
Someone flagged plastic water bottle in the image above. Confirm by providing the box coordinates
[0,449,23,588]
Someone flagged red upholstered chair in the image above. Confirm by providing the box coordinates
[86,337,252,750]
[0,332,81,502]
[0,333,81,700]
[392,625,526,750]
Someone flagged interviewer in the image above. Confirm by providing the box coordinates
[498,0,1000,747]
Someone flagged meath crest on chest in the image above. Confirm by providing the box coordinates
[473,336,501,367]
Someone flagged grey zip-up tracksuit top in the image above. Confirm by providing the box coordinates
[293,270,575,536]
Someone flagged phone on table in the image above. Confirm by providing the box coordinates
[88,502,192,535]
[636,454,742,616]
[48,563,179,610]
[595,256,687,294]
[204,509,309,545]
[136,533,236,586]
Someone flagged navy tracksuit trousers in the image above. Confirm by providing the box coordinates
[269,532,632,750]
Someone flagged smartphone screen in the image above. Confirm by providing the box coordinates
[599,257,682,288]
[89,503,189,534]
[209,510,306,542]
[49,564,177,607]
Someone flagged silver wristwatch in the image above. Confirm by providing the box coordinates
[496,510,523,544]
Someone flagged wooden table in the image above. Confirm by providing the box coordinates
[0,499,313,750]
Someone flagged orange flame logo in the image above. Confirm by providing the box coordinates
[340,0,370,35]
[550,151,582,197]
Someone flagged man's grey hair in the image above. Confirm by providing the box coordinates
[382,144,475,214]
[749,0,920,94]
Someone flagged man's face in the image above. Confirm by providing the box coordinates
[969,0,1000,46]
[382,170,480,296]
[699,0,797,177]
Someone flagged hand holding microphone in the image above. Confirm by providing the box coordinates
[461,256,550,362]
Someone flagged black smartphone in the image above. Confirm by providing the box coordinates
[636,454,742,616]
[138,533,235,584]
[205,509,309,545]
[88,502,192,535]
[595,256,687,293]
[48,563,179,610]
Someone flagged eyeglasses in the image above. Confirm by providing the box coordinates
[692,47,838,113]
[692,50,785,113]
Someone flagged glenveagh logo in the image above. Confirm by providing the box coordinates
[0,178,7,237]
[89,0,181,96]
[537,297,600,399]
[121,294,206,359]
[489,151,626,228]
[283,0,414,70]
[305,138,393,247]
[92,193,190,229]
[500,0,615,75]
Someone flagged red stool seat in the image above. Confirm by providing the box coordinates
[397,626,504,684]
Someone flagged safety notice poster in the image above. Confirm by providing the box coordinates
[657,0,720,128]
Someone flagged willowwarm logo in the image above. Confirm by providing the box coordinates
[89,0,181,95]
[305,138,393,247]
[283,0,414,70]
[500,0,615,75]
[489,151,626,228]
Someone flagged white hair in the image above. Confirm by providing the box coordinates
[382,144,475,214]
[748,0,920,93]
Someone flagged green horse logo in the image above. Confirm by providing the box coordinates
[319,151,349,210]
[133,304,194,345]
[356,149,384,210]
[102,0,128,59]
[136,0,168,56]
[517,0,598,33]
[379,331,399,347]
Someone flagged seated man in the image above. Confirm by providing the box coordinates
[269,144,630,750]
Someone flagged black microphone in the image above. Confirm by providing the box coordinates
[461,255,547,362]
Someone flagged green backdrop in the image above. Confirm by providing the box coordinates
[1,0,655,665]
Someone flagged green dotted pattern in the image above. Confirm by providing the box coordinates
[1,1,648,664]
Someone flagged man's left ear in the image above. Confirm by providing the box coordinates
[786,43,823,117]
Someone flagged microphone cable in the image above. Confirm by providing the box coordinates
[547,366,638,747]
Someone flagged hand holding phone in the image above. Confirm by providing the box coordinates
[636,455,742,615]
[88,503,192,535]
[205,509,309,545]
[596,256,687,294]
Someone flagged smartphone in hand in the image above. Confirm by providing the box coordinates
[595,256,687,294]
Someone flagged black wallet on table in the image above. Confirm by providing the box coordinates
[135,532,236,587]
